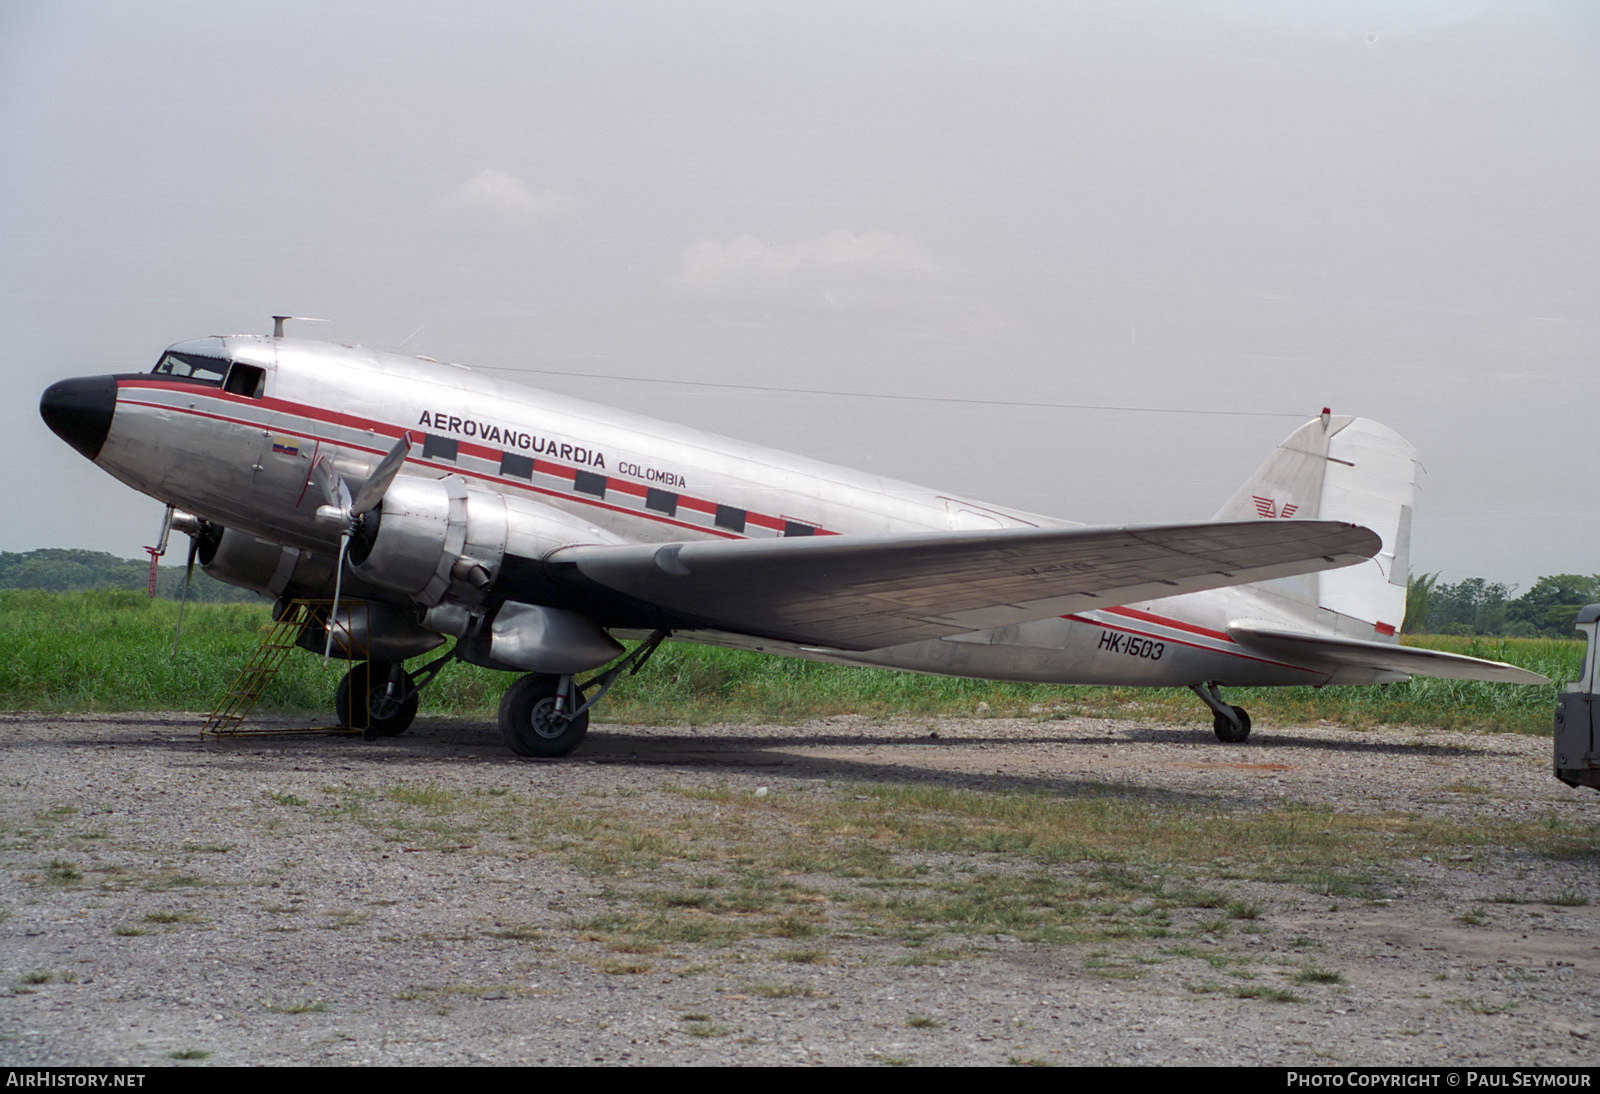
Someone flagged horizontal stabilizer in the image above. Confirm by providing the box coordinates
[1228,623,1549,685]
[547,520,1380,651]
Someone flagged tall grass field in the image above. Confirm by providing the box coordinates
[0,589,1577,733]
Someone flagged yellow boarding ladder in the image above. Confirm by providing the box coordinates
[200,600,362,738]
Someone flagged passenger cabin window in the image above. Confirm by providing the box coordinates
[224,363,265,398]
[151,352,228,386]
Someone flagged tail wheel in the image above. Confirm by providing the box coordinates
[336,660,418,737]
[498,673,589,757]
[1212,705,1252,744]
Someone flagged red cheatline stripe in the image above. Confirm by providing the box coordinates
[120,399,389,458]
[116,380,833,539]
[120,378,394,435]
[422,459,745,539]
[1101,605,1235,644]
[1062,614,1317,673]
[121,396,746,539]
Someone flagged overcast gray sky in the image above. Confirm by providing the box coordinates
[4,1,1595,589]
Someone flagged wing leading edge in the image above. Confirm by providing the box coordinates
[542,520,1381,651]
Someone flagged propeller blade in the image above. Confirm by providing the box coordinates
[323,529,351,663]
[170,533,199,657]
[351,432,412,516]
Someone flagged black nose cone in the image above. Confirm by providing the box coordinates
[41,375,116,461]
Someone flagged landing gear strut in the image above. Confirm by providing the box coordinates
[1191,682,1251,743]
[496,630,670,759]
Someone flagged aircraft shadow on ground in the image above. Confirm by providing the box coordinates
[25,712,1514,813]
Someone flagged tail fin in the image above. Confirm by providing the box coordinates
[1214,414,1417,639]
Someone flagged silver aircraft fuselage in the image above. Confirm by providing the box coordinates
[50,335,1376,690]
[43,326,1549,757]
[54,334,1389,690]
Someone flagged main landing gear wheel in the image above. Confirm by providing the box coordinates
[1213,705,1251,744]
[335,660,418,738]
[499,673,589,758]
[1191,683,1252,744]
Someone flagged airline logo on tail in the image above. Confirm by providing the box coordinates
[1252,496,1298,519]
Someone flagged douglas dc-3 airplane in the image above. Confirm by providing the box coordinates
[39,320,1544,756]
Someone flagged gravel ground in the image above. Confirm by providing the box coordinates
[1,709,1596,1067]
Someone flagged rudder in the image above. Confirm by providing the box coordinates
[1214,414,1417,639]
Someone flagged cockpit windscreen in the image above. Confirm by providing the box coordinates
[152,352,228,385]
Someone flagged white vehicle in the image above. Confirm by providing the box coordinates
[39,322,1545,756]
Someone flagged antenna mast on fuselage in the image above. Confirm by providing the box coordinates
[271,315,326,339]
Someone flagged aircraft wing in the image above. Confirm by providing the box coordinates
[1228,623,1549,685]
[538,520,1380,651]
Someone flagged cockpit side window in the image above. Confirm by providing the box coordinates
[224,363,266,398]
[152,352,228,385]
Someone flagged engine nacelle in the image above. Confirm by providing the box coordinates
[458,601,624,674]
[199,527,334,598]
[283,599,447,662]
[350,475,626,606]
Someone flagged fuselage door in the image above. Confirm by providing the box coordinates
[220,338,319,531]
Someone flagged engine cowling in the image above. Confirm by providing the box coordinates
[199,526,334,598]
[198,527,443,659]
[349,475,626,606]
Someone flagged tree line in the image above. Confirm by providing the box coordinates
[0,549,259,602]
[1405,573,1600,637]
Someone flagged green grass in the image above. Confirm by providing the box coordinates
[490,924,544,941]
[749,981,817,999]
[0,589,1576,732]
[1455,998,1517,1015]
[451,775,1600,964]
[680,1018,730,1038]
[213,768,1594,967]
[1232,984,1302,1003]
[263,997,329,1014]
[43,859,82,885]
